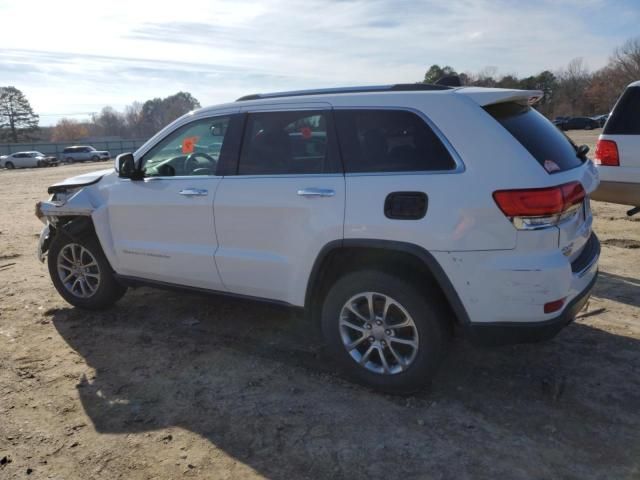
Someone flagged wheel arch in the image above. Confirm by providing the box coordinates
[304,239,471,327]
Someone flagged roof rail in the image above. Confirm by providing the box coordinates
[235,83,453,101]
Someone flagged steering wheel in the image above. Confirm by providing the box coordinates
[184,152,216,174]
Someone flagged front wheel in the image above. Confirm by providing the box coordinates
[47,232,126,309]
[5,161,15,169]
[321,270,449,394]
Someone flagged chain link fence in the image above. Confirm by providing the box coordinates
[0,139,148,159]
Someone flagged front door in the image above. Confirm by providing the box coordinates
[214,106,345,305]
[106,113,236,290]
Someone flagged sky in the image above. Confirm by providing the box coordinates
[1,0,639,126]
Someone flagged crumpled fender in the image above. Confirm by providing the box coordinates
[47,168,112,194]
[39,187,96,218]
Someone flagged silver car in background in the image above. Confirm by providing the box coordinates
[62,146,110,163]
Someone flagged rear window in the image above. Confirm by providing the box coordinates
[485,102,583,173]
[604,86,640,135]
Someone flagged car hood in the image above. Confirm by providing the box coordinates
[47,168,113,194]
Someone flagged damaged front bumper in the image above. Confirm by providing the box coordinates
[34,188,95,262]
[37,223,51,263]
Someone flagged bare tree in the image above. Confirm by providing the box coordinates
[556,58,592,114]
[51,118,89,142]
[611,37,640,83]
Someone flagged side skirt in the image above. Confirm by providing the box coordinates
[114,274,304,313]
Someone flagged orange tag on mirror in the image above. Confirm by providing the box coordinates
[182,136,199,154]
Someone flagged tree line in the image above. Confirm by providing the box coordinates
[422,36,640,118]
[0,90,201,143]
[50,92,201,142]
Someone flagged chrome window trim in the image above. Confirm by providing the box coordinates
[332,105,466,176]
[220,173,344,180]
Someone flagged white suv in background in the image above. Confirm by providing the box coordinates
[592,80,640,214]
[62,146,111,163]
[35,83,600,393]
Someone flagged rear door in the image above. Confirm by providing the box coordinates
[214,104,345,305]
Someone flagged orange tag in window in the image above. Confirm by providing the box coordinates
[300,127,312,139]
[182,136,199,154]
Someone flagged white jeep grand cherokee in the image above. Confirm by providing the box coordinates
[36,83,600,393]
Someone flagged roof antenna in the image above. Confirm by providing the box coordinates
[435,75,462,87]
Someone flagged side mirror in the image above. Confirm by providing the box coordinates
[117,153,144,180]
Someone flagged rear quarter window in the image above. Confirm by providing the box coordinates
[485,102,583,173]
[334,109,456,173]
[604,86,640,135]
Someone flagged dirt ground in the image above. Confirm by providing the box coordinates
[1,131,639,480]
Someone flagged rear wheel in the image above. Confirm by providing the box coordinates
[321,270,449,394]
[48,232,126,309]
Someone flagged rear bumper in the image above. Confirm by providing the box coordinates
[467,271,597,346]
[591,179,640,207]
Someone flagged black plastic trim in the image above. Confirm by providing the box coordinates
[304,239,471,326]
[467,272,598,346]
[114,274,303,311]
[571,233,600,274]
[236,83,453,102]
[384,192,428,220]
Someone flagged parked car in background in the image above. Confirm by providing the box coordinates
[559,116,600,131]
[35,83,599,393]
[552,116,570,128]
[592,80,640,213]
[0,151,59,169]
[62,146,110,163]
[591,114,609,128]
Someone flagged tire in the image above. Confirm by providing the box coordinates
[47,231,127,310]
[66,157,74,163]
[5,161,14,169]
[91,155,99,162]
[37,160,45,168]
[320,270,449,394]
[584,124,593,130]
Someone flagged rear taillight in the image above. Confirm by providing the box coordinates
[594,139,619,166]
[493,181,585,230]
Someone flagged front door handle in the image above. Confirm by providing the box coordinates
[179,188,208,196]
[297,188,335,198]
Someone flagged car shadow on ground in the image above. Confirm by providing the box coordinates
[49,288,640,479]
[594,269,640,308]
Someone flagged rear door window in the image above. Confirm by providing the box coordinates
[334,109,456,173]
[238,110,339,175]
[604,86,640,135]
[485,102,583,172]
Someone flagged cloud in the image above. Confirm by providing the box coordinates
[0,0,638,125]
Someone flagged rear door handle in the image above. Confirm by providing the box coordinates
[179,188,208,196]
[297,188,335,198]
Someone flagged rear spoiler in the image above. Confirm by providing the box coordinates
[455,87,544,107]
